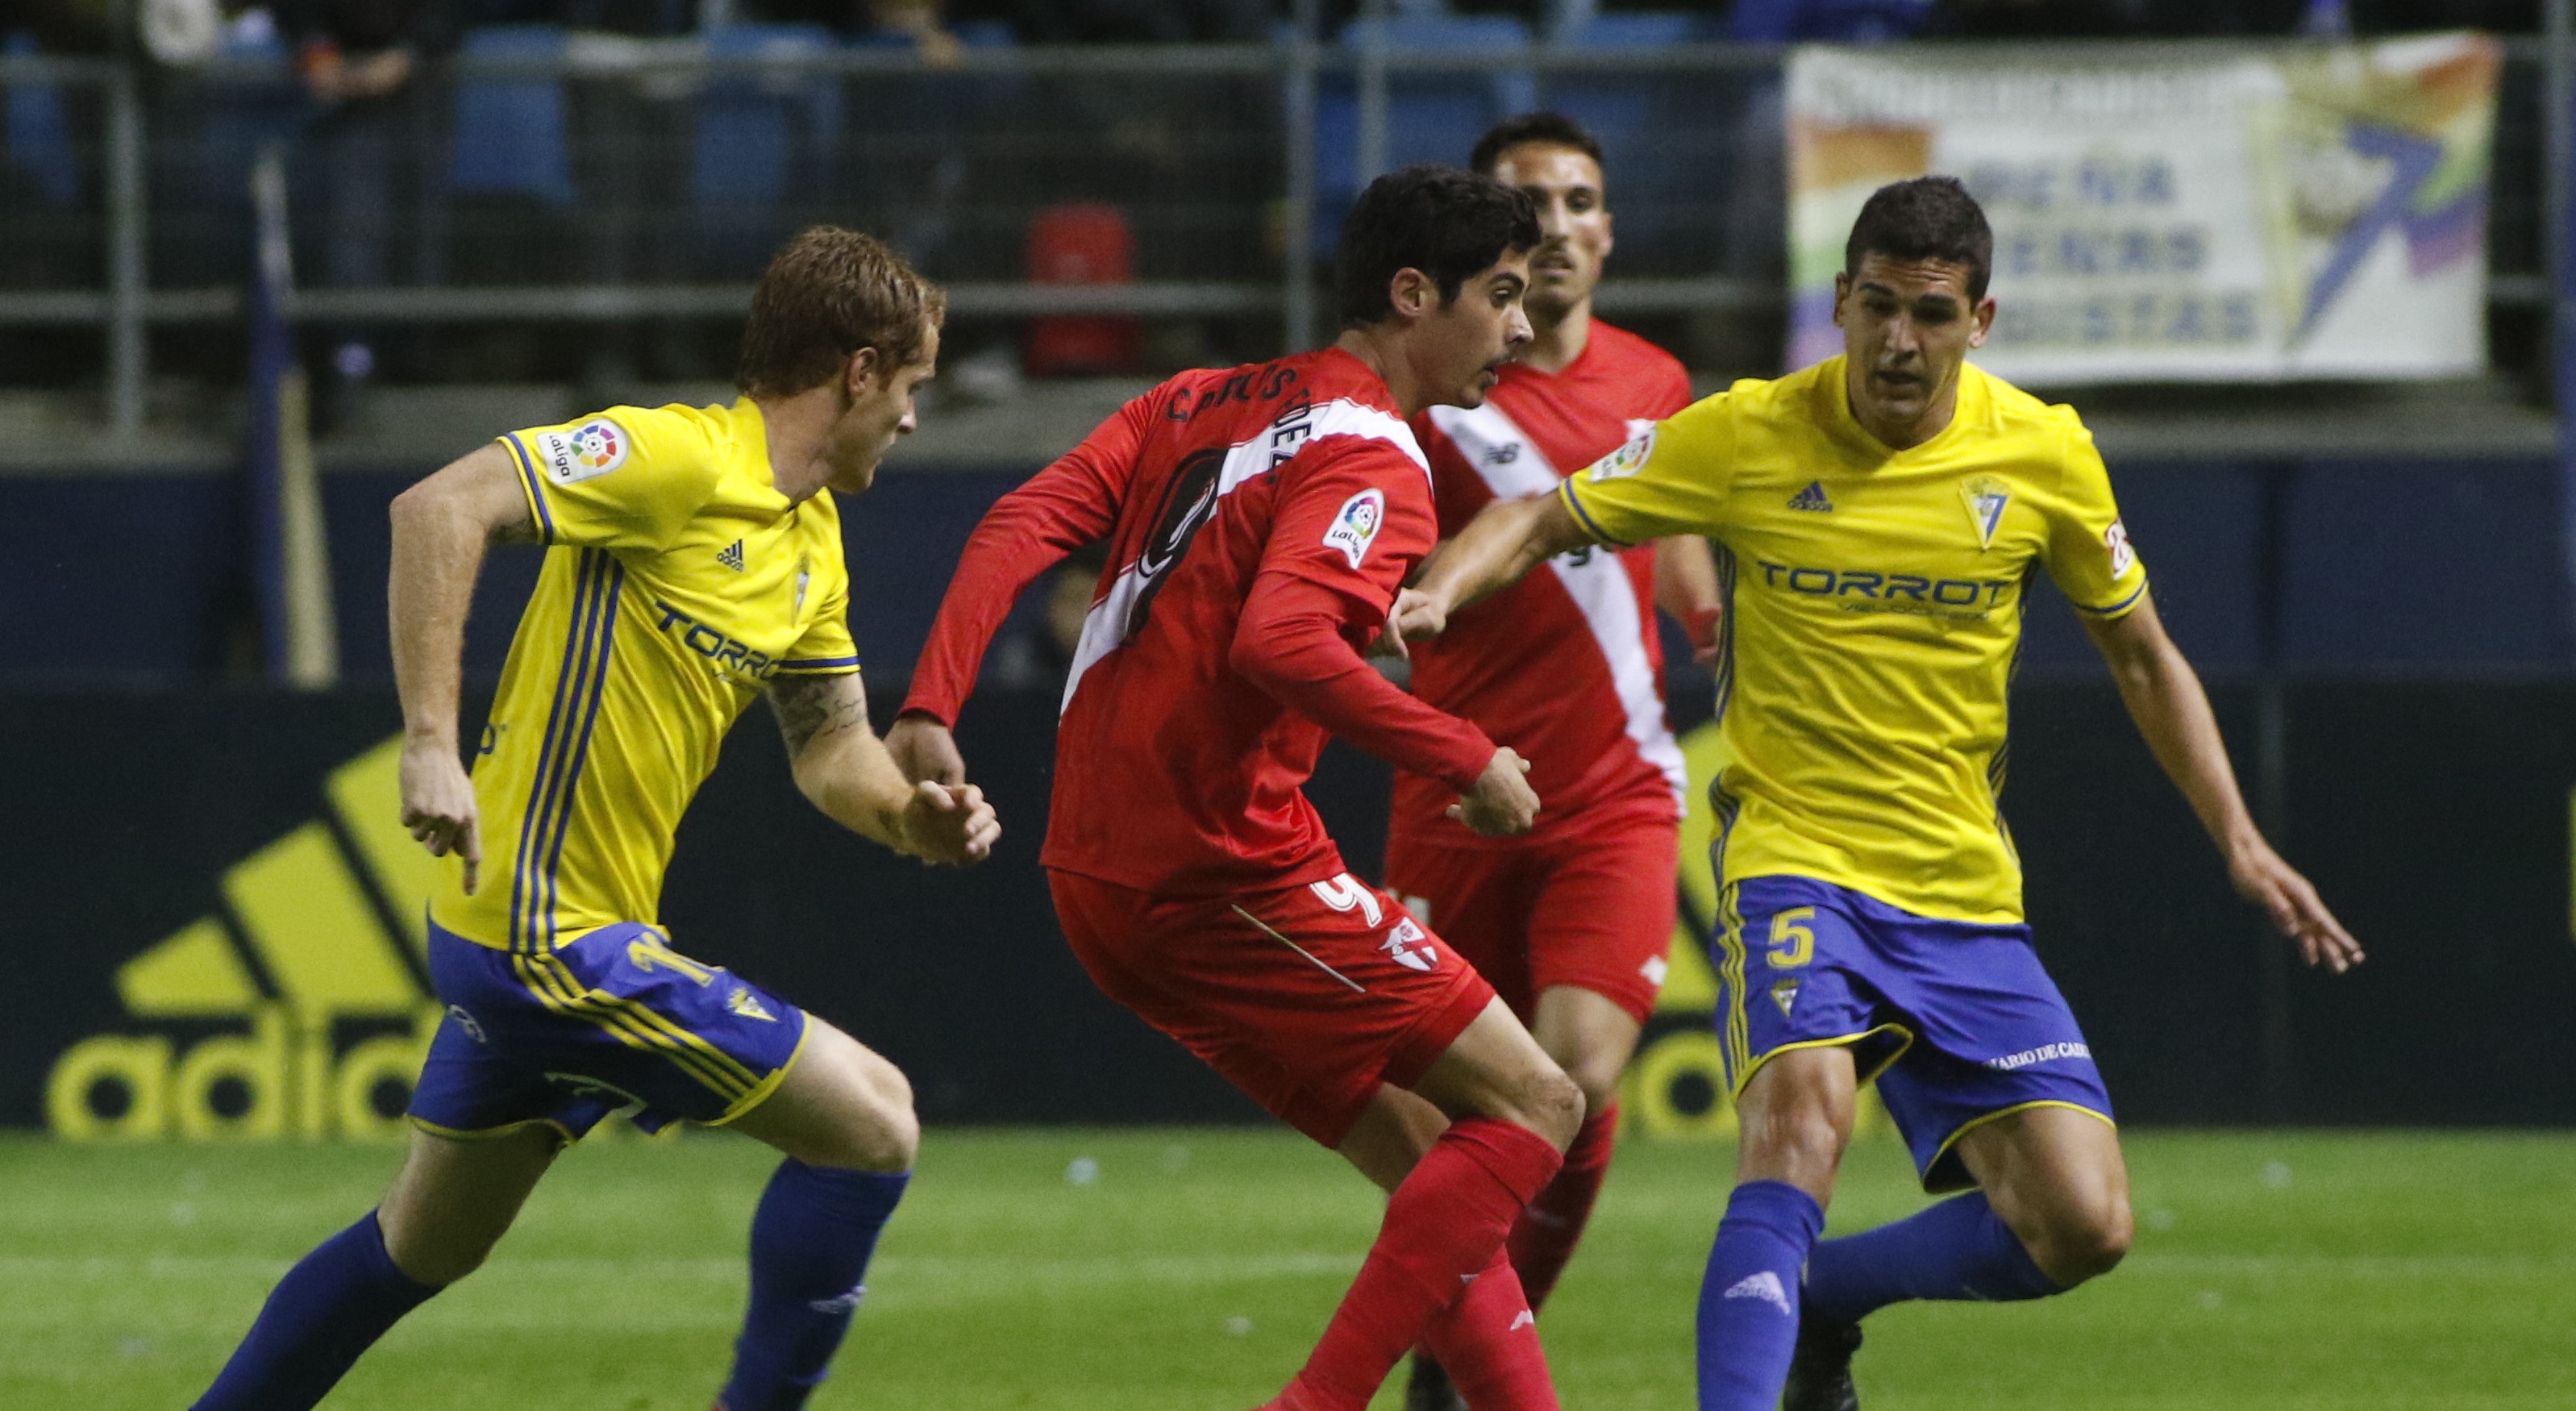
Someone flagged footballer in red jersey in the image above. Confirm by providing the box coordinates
[891,168,1581,1411]
[1392,114,1725,1411]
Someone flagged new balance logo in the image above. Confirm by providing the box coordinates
[1787,481,1834,512]
[1723,1271,1795,1317]
[716,539,747,572]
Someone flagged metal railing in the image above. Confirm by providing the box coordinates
[0,28,2567,437]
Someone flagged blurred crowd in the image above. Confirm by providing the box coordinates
[9,0,2553,64]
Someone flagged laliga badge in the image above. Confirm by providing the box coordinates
[539,418,630,485]
[1323,489,1384,569]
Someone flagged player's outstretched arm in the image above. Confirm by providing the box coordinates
[387,442,539,895]
[1653,532,1725,664]
[2082,594,2362,973]
[771,672,999,866]
[1396,491,1595,643]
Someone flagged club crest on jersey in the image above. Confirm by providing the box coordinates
[1323,488,1384,569]
[1380,917,1438,972]
[537,418,630,484]
[793,553,812,615]
[1961,477,2011,550]
[1588,427,1654,482]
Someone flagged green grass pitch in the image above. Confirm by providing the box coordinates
[2,1127,2570,1409]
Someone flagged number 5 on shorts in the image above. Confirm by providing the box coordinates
[1766,907,1816,969]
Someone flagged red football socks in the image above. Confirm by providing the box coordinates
[1507,1102,1620,1312]
[1276,1116,1565,1410]
[1421,1245,1558,1409]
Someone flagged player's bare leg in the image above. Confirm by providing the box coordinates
[1953,1105,2132,1286]
[711,1017,919,1411]
[1267,1001,1579,1411]
[377,1123,564,1284]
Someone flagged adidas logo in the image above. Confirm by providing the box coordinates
[46,737,445,1142]
[716,539,747,572]
[1787,481,1833,512]
[1723,1271,1795,1317]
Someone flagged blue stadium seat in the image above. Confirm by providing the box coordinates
[448,26,576,206]
[3,31,82,207]
[691,23,843,214]
[1313,13,1533,256]
[1543,11,1726,271]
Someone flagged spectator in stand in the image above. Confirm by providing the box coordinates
[277,0,454,394]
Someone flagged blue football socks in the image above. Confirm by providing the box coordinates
[1695,1179,1825,1411]
[1803,1190,2062,1326]
[193,1209,439,1411]
[719,1159,910,1411]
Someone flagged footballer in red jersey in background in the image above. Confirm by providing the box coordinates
[1394,112,1723,1411]
[889,167,1582,1411]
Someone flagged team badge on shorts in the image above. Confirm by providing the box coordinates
[537,418,630,484]
[1380,915,1438,972]
[1323,489,1384,568]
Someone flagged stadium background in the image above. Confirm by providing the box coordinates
[2,3,2574,1406]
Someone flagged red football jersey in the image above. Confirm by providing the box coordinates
[904,347,1493,895]
[1396,321,1696,845]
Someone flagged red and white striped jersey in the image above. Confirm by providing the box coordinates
[1396,320,1695,846]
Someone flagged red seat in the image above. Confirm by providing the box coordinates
[1025,202,1143,377]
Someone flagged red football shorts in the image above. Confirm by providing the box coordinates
[1383,808,1679,1026]
[1047,867,1496,1147]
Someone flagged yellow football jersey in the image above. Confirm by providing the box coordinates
[1559,356,2146,923]
[431,399,860,952]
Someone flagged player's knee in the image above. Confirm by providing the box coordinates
[834,1078,920,1174]
[383,1221,501,1288]
[1508,1063,1586,1150]
[2037,1195,2132,1285]
[1558,1047,1625,1124]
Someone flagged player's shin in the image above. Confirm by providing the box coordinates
[718,1159,910,1411]
[192,1210,440,1411]
[1801,1190,2061,1326]
[1694,1180,1825,1411]
[1420,1245,1559,1410]
[1277,1118,1563,1411]
[1506,1100,1619,1310]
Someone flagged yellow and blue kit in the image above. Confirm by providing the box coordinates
[1561,356,2146,1187]
[412,399,859,1138]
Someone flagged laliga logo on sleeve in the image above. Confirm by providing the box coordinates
[1588,426,1655,482]
[539,418,630,485]
[1323,488,1385,569]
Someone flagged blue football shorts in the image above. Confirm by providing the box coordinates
[1712,873,2114,1192]
[410,918,811,1144]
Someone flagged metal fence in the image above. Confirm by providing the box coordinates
[0,29,2566,435]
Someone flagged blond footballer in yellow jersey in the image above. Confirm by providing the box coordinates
[1401,179,2358,1411]
[436,398,870,952]
[1554,353,2141,925]
[189,229,999,1411]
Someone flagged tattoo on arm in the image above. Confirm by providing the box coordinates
[768,674,871,760]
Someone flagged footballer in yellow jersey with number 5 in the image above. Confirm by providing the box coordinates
[1403,177,2362,1411]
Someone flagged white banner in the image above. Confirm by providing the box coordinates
[1786,35,2501,384]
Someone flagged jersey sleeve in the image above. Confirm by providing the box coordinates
[1556,390,1737,548]
[777,580,860,678]
[498,406,723,552]
[1261,439,1439,605]
[2040,416,2149,620]
[898,387,1161,725]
